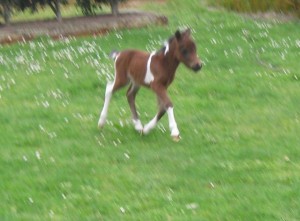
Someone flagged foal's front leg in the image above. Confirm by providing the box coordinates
[144,85,180,141]
[143,106,165,135]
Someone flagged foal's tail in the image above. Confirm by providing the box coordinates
[109,50,120,61]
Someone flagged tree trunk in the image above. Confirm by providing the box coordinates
[48,0,62,22]
[110,0,119,16]
[3,1,11,25]
[55,0,62,22]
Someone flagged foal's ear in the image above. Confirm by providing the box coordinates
[183,28,191,36]
[175,28,191,41]
[175,30,182,40]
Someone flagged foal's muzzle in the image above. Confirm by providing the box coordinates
[192,63,202,72]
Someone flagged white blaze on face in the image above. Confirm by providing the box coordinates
[144,52,155,84]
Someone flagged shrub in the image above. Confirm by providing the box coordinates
[213,0,300,17]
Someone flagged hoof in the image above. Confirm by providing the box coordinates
[135,127,144,134]
[133,119,143,134]
[135,128,143,136]
[172,135,181,142]
[98,115,107,129]
[98,120,105,129]
[134,126,144,136]
[139,130,143,136]
[142,127,151,135]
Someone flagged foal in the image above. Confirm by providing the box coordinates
[98,29,202,141]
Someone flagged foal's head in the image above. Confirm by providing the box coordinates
[174,29,202,72]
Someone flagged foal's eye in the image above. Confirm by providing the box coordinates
[181,49,189,57]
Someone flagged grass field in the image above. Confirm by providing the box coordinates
[1,0,300,220]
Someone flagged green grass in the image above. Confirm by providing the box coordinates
[1,0,300,220]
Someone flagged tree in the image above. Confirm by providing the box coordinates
[0,0,67,24]
[33,0,67,22]
[0,0,37,25]
[0,0,15,25]
[109,0,119,16]
[45,0,62,21]
[2,2,11,24]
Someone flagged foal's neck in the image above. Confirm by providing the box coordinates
[161,40,180,73]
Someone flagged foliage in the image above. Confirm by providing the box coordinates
[76,0,99,15]
[1,0,300,220]
[31,0,69,21]
[76,0,126,16]
[212,0,300,17]
[0,0,68,24]
[0,0,125,24]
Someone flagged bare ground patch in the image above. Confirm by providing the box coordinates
[0,12,168,45]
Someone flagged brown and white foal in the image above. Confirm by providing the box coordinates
[98,29,202,141]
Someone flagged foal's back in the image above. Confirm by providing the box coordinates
[116,50,150,86]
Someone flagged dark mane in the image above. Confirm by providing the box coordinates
[156,35,175,54]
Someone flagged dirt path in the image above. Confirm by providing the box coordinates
[0,12,167,44]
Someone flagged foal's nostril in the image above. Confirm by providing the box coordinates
[192,63,202,72]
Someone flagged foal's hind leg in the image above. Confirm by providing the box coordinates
[126,83,143,132]
[98,74,128,128]
[98,81,114,128]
